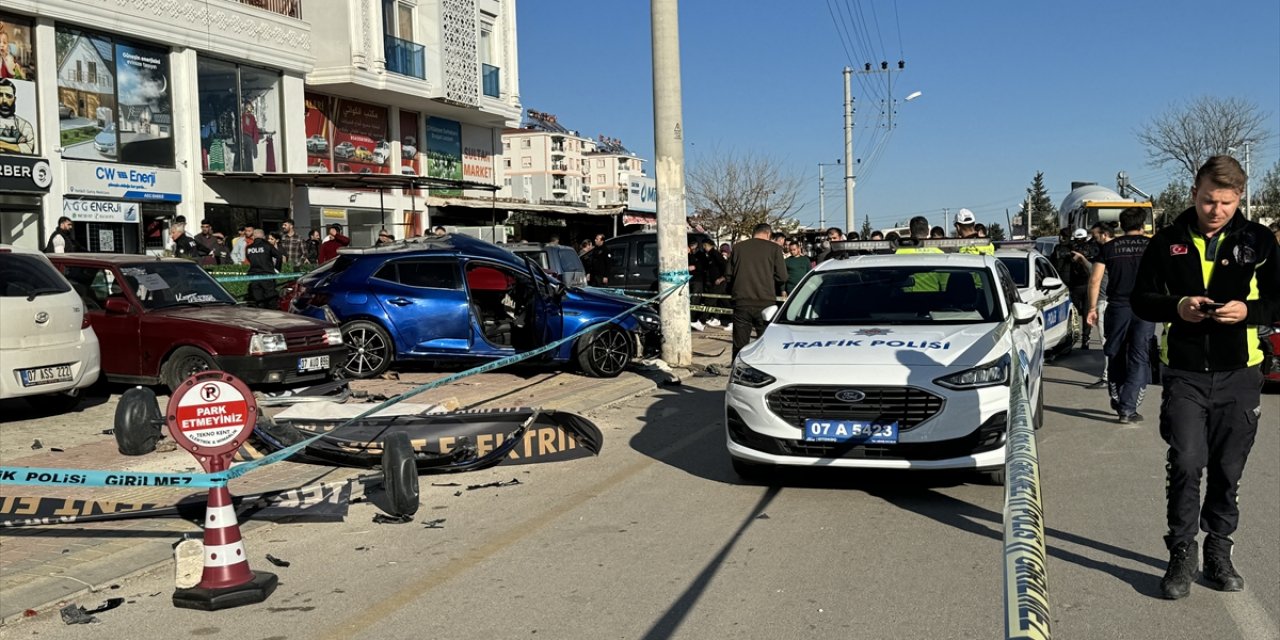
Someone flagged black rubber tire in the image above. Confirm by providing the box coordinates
[381,432,420,517]
[730,457,771,483]
[576,325,633,378]
[114,386,163,455]
[162,347,216,393]
[341,320,394,379]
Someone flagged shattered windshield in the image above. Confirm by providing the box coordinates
[777,266,1003,325]
[120,262,237,310]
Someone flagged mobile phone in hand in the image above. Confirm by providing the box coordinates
[1199,301,1226,313]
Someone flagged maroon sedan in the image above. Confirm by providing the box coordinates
[51,254,345,391]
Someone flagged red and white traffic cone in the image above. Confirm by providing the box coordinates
[172,485,277,611]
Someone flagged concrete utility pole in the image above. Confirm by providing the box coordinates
[651,0,691,366]
[843,67,855,233]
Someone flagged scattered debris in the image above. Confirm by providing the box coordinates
[101,429,115,436]
[694,348,727,358]
[50,447,64,453]
[31,439,42,450]
[422,518,446,529]
[755,513,770,520]
[23,609,37,617]
[453,491,463,497]
[431,482,461,487]
[58,598,125,626]
[83,598,124,615]
[372,513,414,525]
[380,371,400,381]
[466,478,521,491]
[354,546,371,551]
[265,554,291,568]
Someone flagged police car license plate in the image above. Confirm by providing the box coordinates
[20,365,74,387]
[297,355,329,372]
[803,419,898,444]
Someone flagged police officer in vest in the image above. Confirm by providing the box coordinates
[1133,155,1280,600]
[244,229,282,309]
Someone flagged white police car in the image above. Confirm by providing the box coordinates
[725,242,1044,484]
[995,243,1078,355]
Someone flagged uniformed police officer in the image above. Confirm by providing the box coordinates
[1132,155,1280,600]
[245,229,282,310]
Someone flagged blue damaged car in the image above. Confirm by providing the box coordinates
[288,234,661,378]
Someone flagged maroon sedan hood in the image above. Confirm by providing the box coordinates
[154,305,331,333]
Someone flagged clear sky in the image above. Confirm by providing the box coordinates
[514,0,1280,232]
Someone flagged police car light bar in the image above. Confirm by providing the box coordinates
[994,240,1035,249]
[829,240,896,253]
[918,238,994,249]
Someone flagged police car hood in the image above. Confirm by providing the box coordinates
[745,323,1004,368]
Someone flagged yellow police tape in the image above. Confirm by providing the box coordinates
[1003,353,1050,640]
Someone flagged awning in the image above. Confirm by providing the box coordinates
[201,171,500,192]
[428,196,624,216]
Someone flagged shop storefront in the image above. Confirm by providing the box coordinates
[62,161,180,254]
[0,156,51,250]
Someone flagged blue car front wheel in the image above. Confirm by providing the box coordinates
[576,325,633,378]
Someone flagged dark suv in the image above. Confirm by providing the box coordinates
[594,231,713,291]
[502,242,587,288]
[289,234,660,378]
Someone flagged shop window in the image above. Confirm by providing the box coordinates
[197,57,283,172]
[55,26,175,167]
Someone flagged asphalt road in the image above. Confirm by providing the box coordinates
[2,350,1277,639]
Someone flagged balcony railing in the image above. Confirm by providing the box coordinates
[482,63,500,98]
[237,0,302,19]
[385,35,426,80]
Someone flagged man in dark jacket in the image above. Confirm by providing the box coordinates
[44,216,82,253]
[1086,207,1152,423]
[727,223,788,356]
[1132,155,1280,601]
[700,238,729,327]
[245,230,282,309]
[586,233,612,286]
[687,239,708,329]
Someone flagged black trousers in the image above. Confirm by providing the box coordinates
[247,280,279,310]
[1159,367,1263,549]
[1069,286,1090,344]
[688,279,705,322]
[732,304,768,357]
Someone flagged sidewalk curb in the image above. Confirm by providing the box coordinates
[0,365,695,623]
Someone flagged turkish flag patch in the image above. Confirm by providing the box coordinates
[1170,244,1189,256]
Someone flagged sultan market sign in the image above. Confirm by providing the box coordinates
[63,162,182,202]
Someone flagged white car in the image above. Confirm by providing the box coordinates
[725,249,1044,484]
[0,245,101,409]
[995,245,1078,355]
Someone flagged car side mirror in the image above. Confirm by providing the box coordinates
[1012,302,1038,325]
[1040,276,1064,290]
[104,297,132,315]
[761,305,778,322]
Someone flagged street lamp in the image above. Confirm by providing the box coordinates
[817,159,842,230]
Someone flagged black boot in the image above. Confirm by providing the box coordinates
[1202,536,1244,592]
[1159,540,1198,600]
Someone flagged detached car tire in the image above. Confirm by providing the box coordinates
[576,325,632,378]
[163,347,216,393]
[381,432,420,517]
[114,386,163,456]
[341,320,394,379]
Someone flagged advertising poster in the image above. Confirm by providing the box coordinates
[426,116,461,196]
[461,123,495,186]
[114,41,173,166]
[0,15,38,155]
[400,110,421,195]
[333,98,389,175]
[303,91,333,173]
[55,29,117,162]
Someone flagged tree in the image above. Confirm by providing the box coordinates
[1020,171,1058,237]
[1155,180,1191,227]
[860,217,873,239]
[985,223,1006,241]
[686,150,805,242]
[1255,159,1280,218]
[1136,96,1273,180]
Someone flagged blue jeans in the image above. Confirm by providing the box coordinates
[1103,303,1155,416]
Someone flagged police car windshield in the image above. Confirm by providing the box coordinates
[996,257,1030,287]
[120,262,237,310]
[778,266,1003,325]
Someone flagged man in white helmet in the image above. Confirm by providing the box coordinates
[953,208,994,254]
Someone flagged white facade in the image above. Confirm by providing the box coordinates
[0,0,520,252]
